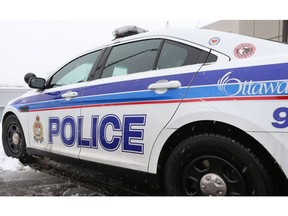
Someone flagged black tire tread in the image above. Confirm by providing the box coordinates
[164,133,274,195]
[2,115,33,162]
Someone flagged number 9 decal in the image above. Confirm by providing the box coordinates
[272,107,288,128]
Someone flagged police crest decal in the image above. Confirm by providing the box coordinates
[33,115,44,143]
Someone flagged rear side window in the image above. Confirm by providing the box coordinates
[205,53,218,63]
[156,40,217,70]
[102,39,161,78]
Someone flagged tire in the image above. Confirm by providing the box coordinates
[164,134,274,196]
[2,115,32,163]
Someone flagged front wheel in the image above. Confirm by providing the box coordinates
[2,115,32,163]
[164,134,274,196]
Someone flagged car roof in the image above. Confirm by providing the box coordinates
[108,28,288,60]
[57,27,288,77]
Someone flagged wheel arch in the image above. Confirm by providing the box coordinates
[156,120,288,194]
[2,110,23,129]
[2,105,23,123]
[2,111,17,124]
[2,108,31,149]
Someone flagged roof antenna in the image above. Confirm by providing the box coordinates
[166,20,170,29]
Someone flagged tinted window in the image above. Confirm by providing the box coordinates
[206,53,218,63]
[102,39,161,78]
[156,40,217,70]
[49,51,101,88]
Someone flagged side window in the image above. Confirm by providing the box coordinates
[102,39,161,78]
[48,50,101,88]
[205,53,218,63]
[156,40,217,70]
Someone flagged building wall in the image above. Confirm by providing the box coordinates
[202,20,240,34]
[0,88,30,120]
[203,20,284,42]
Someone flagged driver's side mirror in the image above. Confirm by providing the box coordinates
[24,73,46,90]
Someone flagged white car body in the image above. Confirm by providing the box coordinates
[2,27,288,195]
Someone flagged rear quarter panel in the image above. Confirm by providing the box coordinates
[149,55,288,176]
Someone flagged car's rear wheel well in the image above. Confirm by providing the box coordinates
[157,120,288,195]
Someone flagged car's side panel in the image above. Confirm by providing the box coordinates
[148,57,288,176]
[10,82,88,159]
[172,60,288,132]
[78,64,203,171]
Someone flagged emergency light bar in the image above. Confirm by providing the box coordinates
[113,25,148,39]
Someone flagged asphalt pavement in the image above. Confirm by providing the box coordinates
[0,157,160,196]
[0,169,99,196]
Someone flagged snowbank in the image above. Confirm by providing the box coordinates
[0,125,27,172]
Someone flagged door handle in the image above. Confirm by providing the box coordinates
[148,80,181,94]
[61,91,78,99]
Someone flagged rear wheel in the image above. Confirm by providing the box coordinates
[2,115,32,163]
[164,134,274,195]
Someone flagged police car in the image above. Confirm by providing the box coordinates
[2,25,288,195]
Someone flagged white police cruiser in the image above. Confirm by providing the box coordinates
[2,25,288,195]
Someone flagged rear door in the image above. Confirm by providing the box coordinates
[79,38,212,171]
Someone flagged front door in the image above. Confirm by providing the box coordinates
[28,50,101,158]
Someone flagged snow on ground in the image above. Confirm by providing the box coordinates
[0,124,28,172]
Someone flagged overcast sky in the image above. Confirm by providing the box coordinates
[0,20,215,86]
[0,0,286,87]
